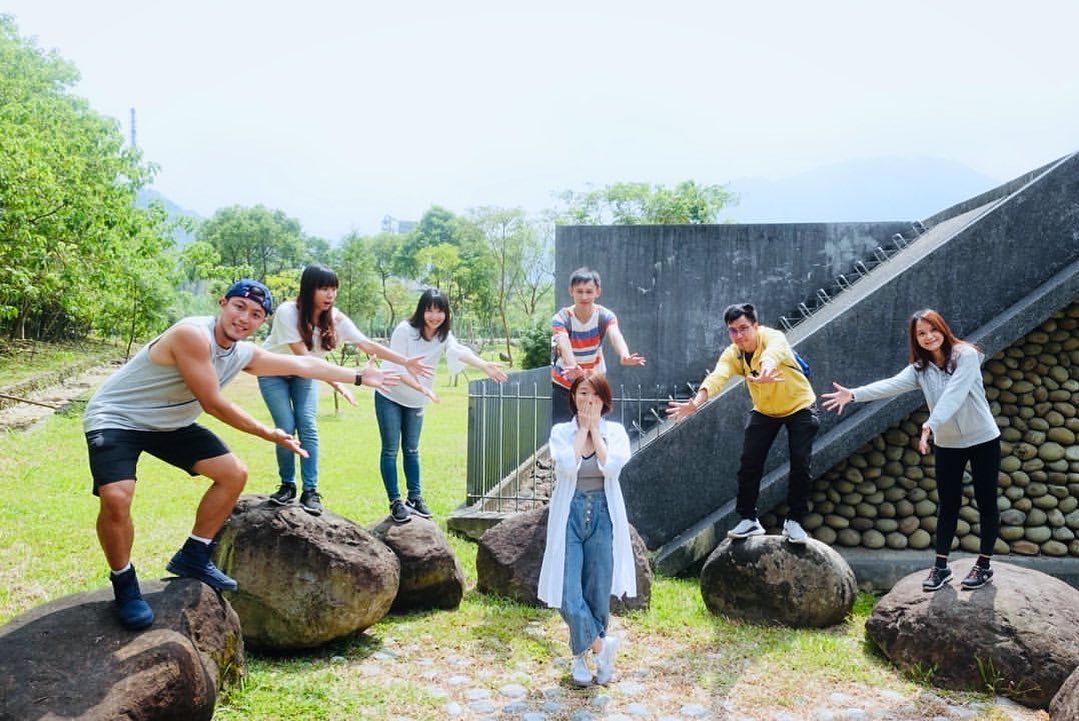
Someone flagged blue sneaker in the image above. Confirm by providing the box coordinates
[166,538,238,592]
[110,565,154,630]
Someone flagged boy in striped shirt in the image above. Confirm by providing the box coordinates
[551,267,646,424]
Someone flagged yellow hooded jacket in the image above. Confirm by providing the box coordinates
[699,326,815,418]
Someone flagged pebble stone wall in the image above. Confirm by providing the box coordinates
[761,303,1079,557]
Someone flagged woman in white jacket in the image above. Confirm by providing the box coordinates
[538,374,636,687]
[822,309,1000,593]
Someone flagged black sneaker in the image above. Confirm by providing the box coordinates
[390,499,412,524]
[299,490,324,516]
[961,565,993,590]
[406,496,433,518]
[269,483,297,506]
[922,566,952,592]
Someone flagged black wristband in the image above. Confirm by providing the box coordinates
[354,370,364,386]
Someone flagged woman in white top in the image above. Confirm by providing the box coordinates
[537,374,636,687]
[261,264,432,515]
[822,309,1001,592]
[376,288,507,523]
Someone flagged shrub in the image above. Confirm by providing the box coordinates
[518,320,552,370]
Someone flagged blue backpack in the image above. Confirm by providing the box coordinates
[791,350,811,378]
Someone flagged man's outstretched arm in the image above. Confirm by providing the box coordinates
[163,325,298,450]
[244,347,399,391]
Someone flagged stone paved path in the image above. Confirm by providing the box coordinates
[335,620,1049,721]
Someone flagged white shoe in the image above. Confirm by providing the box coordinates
[728,518,765,539]
[595,636,620,685]
[570,653,592,686]
[783,519,808,545]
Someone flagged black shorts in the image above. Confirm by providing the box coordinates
[85,424,231,495]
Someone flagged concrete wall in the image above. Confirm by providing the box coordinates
[561,153,1079,554]
[554,222,913,397]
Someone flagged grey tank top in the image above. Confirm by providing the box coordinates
[576,453,605,492]
[83,316,256,432]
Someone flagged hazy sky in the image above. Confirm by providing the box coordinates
[4,1,1078,239]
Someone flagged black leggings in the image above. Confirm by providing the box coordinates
[934,438,1001,557]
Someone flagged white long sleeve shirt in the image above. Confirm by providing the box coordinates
[537,418,637,608]
[848,344,999,449]
[376,321,469,409]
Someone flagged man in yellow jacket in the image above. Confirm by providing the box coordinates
[666,303,818,543]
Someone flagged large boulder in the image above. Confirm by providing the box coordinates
[215,496,400,651]
[866,562,1079,709]
[700,536,857,628]
[370,515,466,612]
[0,578,242,721]
[1052,666,1079,721]
[475,506,651,612]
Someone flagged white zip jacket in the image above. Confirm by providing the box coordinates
[848,344,1000,449]
[537,417,637,608]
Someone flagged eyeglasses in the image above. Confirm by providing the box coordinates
[727,324,754,337]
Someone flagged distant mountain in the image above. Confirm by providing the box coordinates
[135,188,202,246]
[727,157,1001,224]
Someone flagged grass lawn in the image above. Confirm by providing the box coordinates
[0,358,1016,720]
[0,337,124,389]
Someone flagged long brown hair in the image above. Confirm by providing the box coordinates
[907,309,975,373]
[296,264,338,352]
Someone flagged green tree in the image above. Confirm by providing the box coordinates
[198,205,305,281]
[303,235,332,266]
[336,232,380,326]
[95,201,176,357]
[552,180,736,225]
[176,241,224,284]
[0,15,169,341]
[365,232,405,327]
[515,216,555,319]
[468,206,533,364]
[395,205,459,277]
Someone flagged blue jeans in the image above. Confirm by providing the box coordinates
[560,489,613,656]
[374,392,424,502]
[258,375,319,491]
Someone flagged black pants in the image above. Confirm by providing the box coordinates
[736,405,819,522]
[934,438,1001,557]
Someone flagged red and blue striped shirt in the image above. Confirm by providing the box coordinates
[551,304,618,389]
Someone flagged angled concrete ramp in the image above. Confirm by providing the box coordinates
[616,152,1079,575]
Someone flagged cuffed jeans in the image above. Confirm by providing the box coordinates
[258,375,319,491]
[374,392,424,502]
[560,489,613,656]
[736,404,820,522]
[935,438,1001,557]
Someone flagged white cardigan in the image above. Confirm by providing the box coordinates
[537,418,637,609]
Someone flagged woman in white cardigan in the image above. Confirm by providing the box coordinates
[538,374,636,687]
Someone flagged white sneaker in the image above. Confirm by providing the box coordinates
[728,518,765,539]
[783,519,808,545]
[570,653,592,686]
[595,635,620,685]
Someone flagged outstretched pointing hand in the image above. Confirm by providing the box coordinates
[821,382,853,414]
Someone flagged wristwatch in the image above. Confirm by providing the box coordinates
[354,370,365,386]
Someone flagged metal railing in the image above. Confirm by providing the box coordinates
[777,221,928,331]
[466,370,694,510]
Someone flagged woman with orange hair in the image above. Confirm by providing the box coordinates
[822,309,1001,592]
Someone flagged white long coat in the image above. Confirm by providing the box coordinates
[536,418,637,608]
